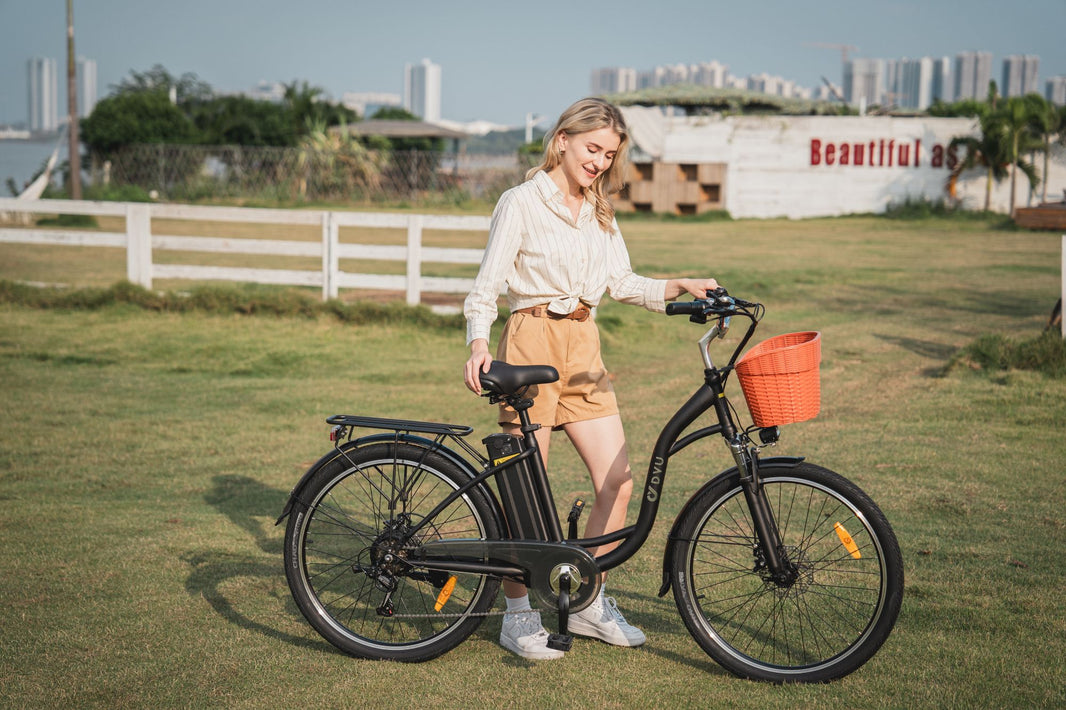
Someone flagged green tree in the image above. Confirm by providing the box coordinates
[81,90,198,157]
[1025,95,1066,203]
[189,95,292,147]
[112,64,213,103]
[997,95,1043,216]
[947,109,1010,212]
[282,80,357,139]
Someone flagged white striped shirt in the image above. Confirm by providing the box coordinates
[464,170,667,345]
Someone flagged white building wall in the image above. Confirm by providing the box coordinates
[621,109,1066,218]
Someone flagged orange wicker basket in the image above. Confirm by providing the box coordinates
[735,331,821,427]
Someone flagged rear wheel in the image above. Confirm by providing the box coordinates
[284,442,501,661]
[670,462,903,682]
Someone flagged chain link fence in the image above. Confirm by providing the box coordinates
[96,144,531,205]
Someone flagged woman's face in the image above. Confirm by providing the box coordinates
[556,126,621,191]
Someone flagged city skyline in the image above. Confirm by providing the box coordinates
[1,1,1065,128]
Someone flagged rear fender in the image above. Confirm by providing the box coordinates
[275,433,491,525]
[658,456,805,597]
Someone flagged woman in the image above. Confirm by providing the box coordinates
[463,97,719,660]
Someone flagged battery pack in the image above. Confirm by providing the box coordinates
[483,433,554,540]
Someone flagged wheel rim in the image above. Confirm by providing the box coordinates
[685,476,890,675]
[296,456,493,650]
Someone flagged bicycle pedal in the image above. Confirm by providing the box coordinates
[546,633,573,652]
[567,498,585,539]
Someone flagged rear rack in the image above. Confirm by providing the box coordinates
[325,415,474,437]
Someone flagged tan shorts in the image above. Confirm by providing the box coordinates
[495,311,618,428]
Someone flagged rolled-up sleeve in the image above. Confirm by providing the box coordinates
[464,192,523,344]
[604,225,668,313]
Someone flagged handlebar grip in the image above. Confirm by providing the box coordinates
[666,300,707,316]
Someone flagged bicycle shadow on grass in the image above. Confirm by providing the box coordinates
[874,333,958,377]
[181,474,338,655]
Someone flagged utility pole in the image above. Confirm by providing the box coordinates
[66,0,82,199]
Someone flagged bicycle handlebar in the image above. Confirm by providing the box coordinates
[667,289,765,370]
[666,288,760,320]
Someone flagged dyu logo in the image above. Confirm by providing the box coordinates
[646,456,665,502]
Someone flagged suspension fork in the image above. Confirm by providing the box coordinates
[729,439,797,585]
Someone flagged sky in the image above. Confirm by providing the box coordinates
[1,0,1065,129]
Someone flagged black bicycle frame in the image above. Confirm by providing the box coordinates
[290,315,795,586]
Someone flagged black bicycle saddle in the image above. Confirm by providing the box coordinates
[479,361,559,396]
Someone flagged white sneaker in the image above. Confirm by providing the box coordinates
[569,594,646,647]
[499,610,564,660]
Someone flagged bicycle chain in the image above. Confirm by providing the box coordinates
[384,608,544,620]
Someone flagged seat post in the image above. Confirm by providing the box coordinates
[507,396,563,542]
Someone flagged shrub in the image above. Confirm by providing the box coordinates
[946,331,1066,377]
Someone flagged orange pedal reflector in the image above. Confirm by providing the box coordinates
[435,576,457,611]
[834,522,861,559]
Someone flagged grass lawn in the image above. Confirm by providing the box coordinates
[1,212,1064,708]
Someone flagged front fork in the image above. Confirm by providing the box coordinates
[729,437,798,586]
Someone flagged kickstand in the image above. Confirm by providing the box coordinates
[546,570,574,652]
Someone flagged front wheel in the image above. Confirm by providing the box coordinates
[670,462,903,682]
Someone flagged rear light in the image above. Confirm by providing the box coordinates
[330,425,346,442]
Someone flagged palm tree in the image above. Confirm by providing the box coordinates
[998,96,1044,216]
[1026,97,1066,203]
[948,109,1010,212]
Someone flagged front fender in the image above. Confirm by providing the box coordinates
[274,433,487,525]
[658,456,805,597]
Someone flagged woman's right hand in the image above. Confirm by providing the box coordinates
[464,339,492,395]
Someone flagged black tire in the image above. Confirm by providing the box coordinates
[670,462,903,682]
[284,442,502,661]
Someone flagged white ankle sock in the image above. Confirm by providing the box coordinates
[505,594,532,613]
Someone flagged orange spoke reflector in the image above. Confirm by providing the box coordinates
[435,576,458,611]
[834,522,862,559]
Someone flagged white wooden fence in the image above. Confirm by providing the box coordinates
[0,198,491,306]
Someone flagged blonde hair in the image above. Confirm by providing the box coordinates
[525,97,630,233]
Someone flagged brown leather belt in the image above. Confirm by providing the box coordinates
[513,303,591,322]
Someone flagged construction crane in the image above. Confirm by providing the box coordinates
[820,76,845,102]
[805,42,859,65]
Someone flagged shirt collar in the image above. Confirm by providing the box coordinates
[531,170,594,226]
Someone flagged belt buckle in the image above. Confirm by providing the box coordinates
[573,305,590,322]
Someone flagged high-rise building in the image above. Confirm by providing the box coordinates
[1001,55,1040,97]
[76,57,97,118]
[1047,76,1066,106]
[27,56,58,132]
[897,57,934,110]
[843,58,884,108]
[954,51,993,100]
[748,73,782,96]
[590,67,637,95]
[403,58,442,122]
[690,61,728,88]
[932,57,952,103]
